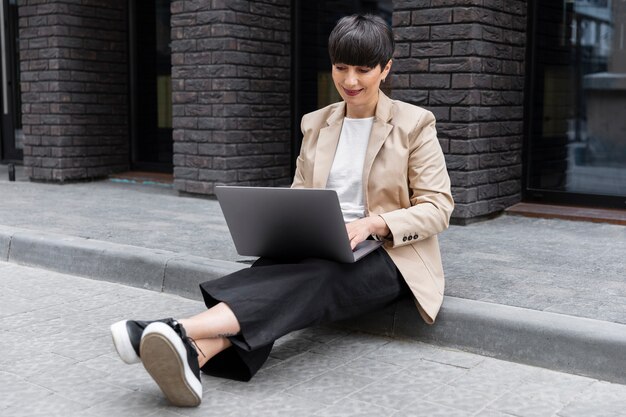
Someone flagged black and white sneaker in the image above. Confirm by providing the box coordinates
[140,321,202,407]
[110,318,177,364]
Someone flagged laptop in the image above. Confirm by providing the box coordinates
[215,186,383,263]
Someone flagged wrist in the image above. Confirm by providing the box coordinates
[369,215,389,237]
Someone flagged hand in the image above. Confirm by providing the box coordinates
[345,216,390,250]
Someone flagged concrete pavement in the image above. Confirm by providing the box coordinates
[1,165,625,323]
[2,163,626,384]
[3,261,626,417]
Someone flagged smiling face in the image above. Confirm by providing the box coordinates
[332,60,391,118]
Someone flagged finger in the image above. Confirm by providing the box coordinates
[350,235,364,250]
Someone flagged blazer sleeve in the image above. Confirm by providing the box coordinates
[291,115,308,189]
[378,111,454,247]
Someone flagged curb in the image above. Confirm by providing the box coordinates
[337,298,626,385]
[0,225,247,299]
[2,225,625,385]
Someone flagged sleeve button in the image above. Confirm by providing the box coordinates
[413,234,418,240]
[402,236,408,242]
[407,236,413,241]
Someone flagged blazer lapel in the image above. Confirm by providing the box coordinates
[362,91,394,194]
[312,102,345,188]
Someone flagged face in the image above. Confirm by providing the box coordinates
[331,60,391,117]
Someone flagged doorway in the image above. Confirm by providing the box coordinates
[0,0,22,163]
[291,0,393,173]
[129,0,173,173]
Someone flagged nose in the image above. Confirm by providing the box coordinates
[344,69,358,87]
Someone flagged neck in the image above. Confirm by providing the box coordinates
[345,91,378,119]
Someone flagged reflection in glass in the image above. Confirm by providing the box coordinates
[529,0,626,198]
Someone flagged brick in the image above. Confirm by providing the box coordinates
[430,90,480,105]
[174,167,199,180]
[433,0,484,6]
[491,165,522,182]
[391,74,410,89]
[393,58,429,73]
[393,11,411,26]
[453,40,499,57]
[184,155,213,169]
[449,137,489,154]
[198,169,238,182]
[185,105,213,116]
[499,179,521,196]
[394,0,431,10]
[449,170,489,187]
[412,42,451,57]
[173,142,198,155]
[445,154,480,171]
[490,136,522,152]
[430,106,451,122]
[412,9,453,25]
[391,42,407,59]
[390,90,428,105]
[431,24,481,40]
[430,57,482,72]
[394,26,430,41]
[452,187,478,203]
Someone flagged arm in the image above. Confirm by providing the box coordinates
[379,110,454,246]
[346,110,453,249]
[345,215,389,250]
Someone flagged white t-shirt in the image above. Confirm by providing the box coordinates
[326,116,374,223]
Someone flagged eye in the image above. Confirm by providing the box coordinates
[358,67,372,73]
[334,65,347,71]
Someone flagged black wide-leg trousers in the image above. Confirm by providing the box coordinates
[198,247,409,381]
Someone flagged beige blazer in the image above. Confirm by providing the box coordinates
[292,91,454,323]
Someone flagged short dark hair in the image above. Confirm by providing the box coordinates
[328,14,394,70]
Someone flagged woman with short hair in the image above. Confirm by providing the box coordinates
[110,14,453,407]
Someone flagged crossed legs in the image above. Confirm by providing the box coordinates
[178,302,241,367]
[108,302,243,407]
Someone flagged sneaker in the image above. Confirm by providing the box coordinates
[110,318,177,364]
[140,321,202,407]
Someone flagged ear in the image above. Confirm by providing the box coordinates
[381,59,392,79]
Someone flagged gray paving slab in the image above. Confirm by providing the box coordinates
[0,173,248,263]
[0,226,12,261]
[2,261,626,417]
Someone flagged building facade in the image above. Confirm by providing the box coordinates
[1,0,624,223]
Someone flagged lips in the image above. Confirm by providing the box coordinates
[343,87,362,97]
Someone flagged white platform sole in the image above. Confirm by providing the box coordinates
[141,322,202,407]
[110,320,141,364]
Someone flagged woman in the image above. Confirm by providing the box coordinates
[110,14,453,407]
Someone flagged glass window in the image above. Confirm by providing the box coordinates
[528,0,626,202]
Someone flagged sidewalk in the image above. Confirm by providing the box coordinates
[4,261,626,417]
[2,163,626,383]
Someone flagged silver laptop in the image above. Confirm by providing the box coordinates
[215,186,383,263]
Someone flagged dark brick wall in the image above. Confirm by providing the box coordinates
[170,0,291,195]
[18,0,129,182]
[392,0,527,222]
